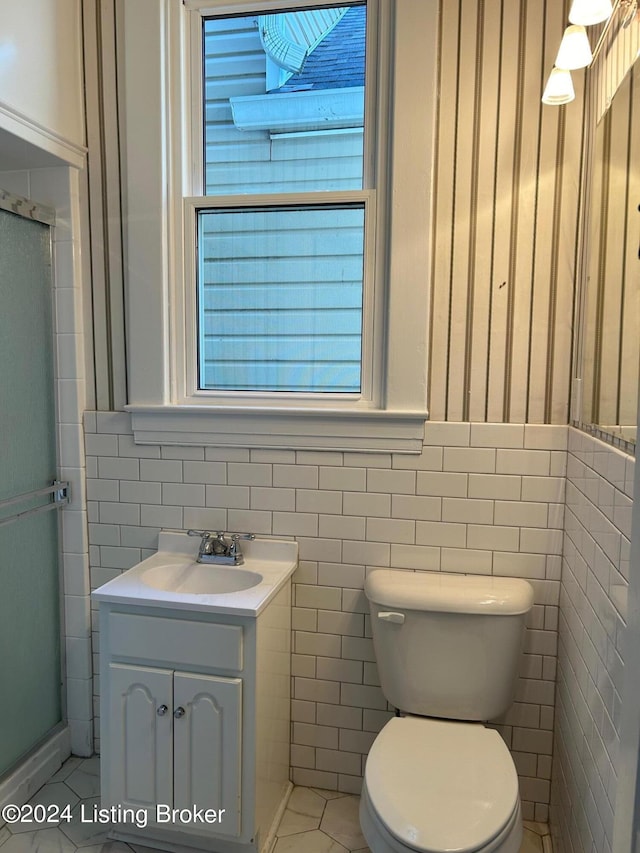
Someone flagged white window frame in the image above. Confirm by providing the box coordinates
[183,191,376,405]
[121,0,438,453]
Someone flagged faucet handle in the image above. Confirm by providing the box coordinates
[229,535,240,558]
[187,529,211,539]
[212,531,228,554]
[191,530,254,541]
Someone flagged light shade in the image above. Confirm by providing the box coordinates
[542,68,576,105]
[569,0,613,25]
[555,25,593,69]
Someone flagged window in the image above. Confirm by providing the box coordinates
[191,4,372,399]
[122,0,437,452]
[196,203,366,393]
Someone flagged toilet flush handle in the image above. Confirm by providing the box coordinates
[378,611,405,624]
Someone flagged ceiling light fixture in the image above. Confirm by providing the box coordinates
[569,0,614,26]
[542,67,576,105]
[555,24,594,69]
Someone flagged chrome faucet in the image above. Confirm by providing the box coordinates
[187,530,255,565]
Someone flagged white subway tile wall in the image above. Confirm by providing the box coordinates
[85,417,568,820]
[550,428,633,853]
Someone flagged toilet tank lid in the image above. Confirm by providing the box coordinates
[365,570,534,615]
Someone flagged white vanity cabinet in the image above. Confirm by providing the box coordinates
[107,664,242,837]
[98,583,292,853]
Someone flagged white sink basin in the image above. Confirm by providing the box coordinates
[91,531,298,616]
[141,561,263,595]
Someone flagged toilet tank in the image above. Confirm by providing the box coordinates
[365,570,534,722]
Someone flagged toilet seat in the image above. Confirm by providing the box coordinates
[360,784,522,853]
[363,716,520,853]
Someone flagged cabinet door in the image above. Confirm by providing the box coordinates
[173,673,242,838]
[107,663,173,813]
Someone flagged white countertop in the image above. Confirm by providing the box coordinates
[91,531,298,617]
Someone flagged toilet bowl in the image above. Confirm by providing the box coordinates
[360,717,522,853]
[360,570,533,853]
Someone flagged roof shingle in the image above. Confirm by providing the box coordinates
[276,5,366,93]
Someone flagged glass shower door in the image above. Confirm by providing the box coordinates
[0,203,63,776]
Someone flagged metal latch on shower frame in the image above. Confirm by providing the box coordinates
[53,480,71,506]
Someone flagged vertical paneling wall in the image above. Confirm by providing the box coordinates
[582,67,639,432]
[579,9,640,439]
[594,10,640,122]
[429,0,584,425]
[85,0,586,426]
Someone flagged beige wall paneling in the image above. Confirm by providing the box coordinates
[621,78,640,428]
[476,0,519,423]
[83,0,127,411]
[582,90,601,422]
[81,0,589,428]
[546,95,582,428]
[528,0,568,426]
[600,87,629,425]
[505,0,543,425]
[466,1,502,423]
[541,7,583,428]
[444,0,480,423]
[428,0,458,420]
[526,50,557,428]
[428,0,582,425]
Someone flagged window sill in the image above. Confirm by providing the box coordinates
[126,405,427,454]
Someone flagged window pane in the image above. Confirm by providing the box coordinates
[197,205,365,392]
[203,4,366,194]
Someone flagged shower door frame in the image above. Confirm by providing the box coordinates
[0,187,69,787]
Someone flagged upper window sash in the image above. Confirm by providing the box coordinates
[188,0,377,198]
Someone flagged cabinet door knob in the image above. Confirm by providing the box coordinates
[174,706,186,719]
[157,704,169,716]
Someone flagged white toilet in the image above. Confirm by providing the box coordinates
[360,569,534,853]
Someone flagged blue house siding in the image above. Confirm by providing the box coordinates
[205,130,363,194]
[198,205,364,392]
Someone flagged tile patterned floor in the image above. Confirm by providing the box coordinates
[0,757,552,853]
